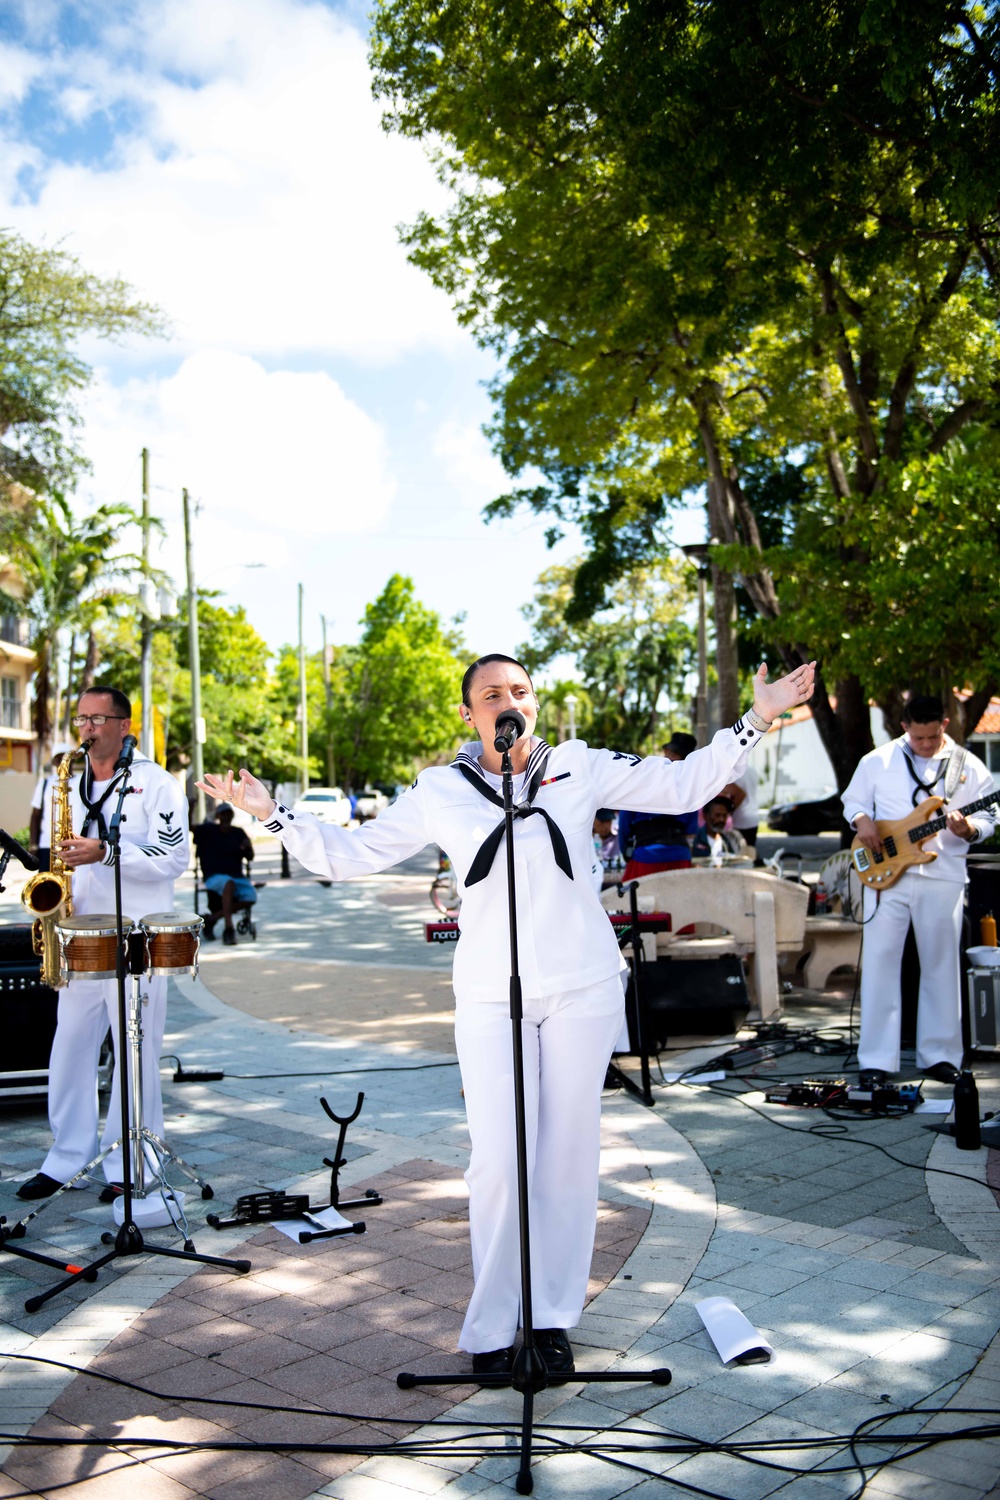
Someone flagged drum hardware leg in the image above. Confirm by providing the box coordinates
[22,777,250,1314]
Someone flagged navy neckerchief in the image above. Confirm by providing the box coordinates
[78,757,129,841]
[453,743,574,887]
[899,738,961,810]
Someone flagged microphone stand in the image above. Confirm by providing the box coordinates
[398,739,671,1495]
[20,754,251,1314]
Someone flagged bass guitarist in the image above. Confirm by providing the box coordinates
[843,695,996,1088]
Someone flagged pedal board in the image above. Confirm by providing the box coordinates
[764,1078,923,1114]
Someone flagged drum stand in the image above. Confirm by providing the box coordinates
[396,744,671,1495]
[14,763,250,1314]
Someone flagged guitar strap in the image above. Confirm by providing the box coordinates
[899,738,967,809]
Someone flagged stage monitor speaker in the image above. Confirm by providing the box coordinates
[626,955,749,1050]
[0,922,59,1098]
[968,968,1000,1054]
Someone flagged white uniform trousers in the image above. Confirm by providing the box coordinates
[454,976,624,1353]
[42,975,168,1183]
[859,877,965,1074]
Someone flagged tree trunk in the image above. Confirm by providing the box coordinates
[32,640,51,747]
[710,561,740,726]
[834,674,875,777]
[79,630,99,694]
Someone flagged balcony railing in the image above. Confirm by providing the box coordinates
[0,615,29,647]
[0,697,23,731]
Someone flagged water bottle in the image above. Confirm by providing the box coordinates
[953,1070,981,1151]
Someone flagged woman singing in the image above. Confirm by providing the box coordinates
[200,653,814,1375]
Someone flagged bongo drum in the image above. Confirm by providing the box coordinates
[55,914,129,983]
[140,913,202,977]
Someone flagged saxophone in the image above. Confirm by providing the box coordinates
[22,747,83,987]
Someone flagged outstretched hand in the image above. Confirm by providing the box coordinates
[752,660,816,723]
[197,769,276,821]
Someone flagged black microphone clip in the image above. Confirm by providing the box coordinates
[115,734,139,772]
[494,709,527,754]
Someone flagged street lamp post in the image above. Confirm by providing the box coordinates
[298,583,309,797]
[565,693,577,741]
[182,488,206,825]
[139,448,154,759]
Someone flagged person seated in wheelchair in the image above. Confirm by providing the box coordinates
[193,804,257,945]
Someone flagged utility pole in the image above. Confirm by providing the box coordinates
[298,583,309,796]
[321,614,334,786]
[183,489,205,825]
[139,447,154,758]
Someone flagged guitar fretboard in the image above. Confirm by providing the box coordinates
[908,788,1000,845]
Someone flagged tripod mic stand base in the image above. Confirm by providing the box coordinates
[112,1189,186,1230]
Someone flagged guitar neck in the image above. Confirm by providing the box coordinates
[908,788,1000,844]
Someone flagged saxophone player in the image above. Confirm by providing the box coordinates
[18,687,191,1202]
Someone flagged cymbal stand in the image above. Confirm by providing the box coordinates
[17,761,251,1314]
[397,747,671,1495]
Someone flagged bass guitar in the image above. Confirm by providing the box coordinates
[850,790,1000,890]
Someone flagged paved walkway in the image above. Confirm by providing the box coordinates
[2,842,1000,1497]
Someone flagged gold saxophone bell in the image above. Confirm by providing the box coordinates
[22,745,85,988]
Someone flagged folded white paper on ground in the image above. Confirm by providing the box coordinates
[696,1296,774,1364]
[273,1204,354,1243]
[914,1099,953,1114]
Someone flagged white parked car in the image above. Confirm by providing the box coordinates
[291,786,352,825]
[354,787,389,821]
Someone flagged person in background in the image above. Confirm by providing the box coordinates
[618,732,699,880]
[723,763,760,854]
[28,743,74,872]
[192,804,256,945]
[692,795,748,861]
[592,808,621,889]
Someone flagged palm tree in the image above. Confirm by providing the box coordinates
[0,494,142,745]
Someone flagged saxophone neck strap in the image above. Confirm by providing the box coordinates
[79,759,128,842]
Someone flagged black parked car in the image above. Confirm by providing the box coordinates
[766,793,844,837]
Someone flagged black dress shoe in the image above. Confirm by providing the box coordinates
[99,1182,124,1204]
[924,1061,961,1085]
[858,1069,888,1090]
[16,1172,63,1200]
[535,1328,575,1377]
[471,1346,514,1375]
[222,928,237,946]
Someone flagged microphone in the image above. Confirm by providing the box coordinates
[494,709,526,753]
[0,828,39,871]
[115,734,138,771]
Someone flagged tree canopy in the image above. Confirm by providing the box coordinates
[0,231,161,495]
[372,0,1000,782]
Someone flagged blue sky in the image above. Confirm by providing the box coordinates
[0,0,700,671]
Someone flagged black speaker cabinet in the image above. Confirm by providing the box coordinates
[0,922,59,1098]
[626,955,750,1049]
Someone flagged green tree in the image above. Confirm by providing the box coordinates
[330,574,465,787]
[0,494,142,743]
[520,556,695,751]
[0,231,162,496]
[372,0,1000,782]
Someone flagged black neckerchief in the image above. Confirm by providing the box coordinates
[900,741,949,810]
[78,757,129,841]
[453,743,574,887]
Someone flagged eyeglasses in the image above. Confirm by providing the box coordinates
[71,715,128,727]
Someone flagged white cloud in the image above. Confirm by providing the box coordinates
[431,418,509,507]
[79,349,395,581]
[1,0,461,362]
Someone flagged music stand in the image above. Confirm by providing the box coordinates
[397,739,671,1494]
[13,756,251,1314]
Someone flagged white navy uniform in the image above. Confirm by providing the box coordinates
[842,736,995,1075]
[41,753,190,1184]
[264,720,761,1351]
